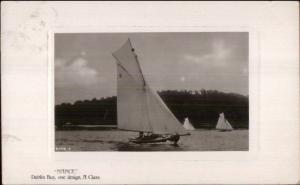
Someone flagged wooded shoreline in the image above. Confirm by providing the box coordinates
[55,89,248,130]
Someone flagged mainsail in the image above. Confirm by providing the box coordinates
[112,39,189,135]
[216,112,233,131]
[183,117,195,131]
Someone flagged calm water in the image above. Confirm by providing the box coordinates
[55,129,248,151]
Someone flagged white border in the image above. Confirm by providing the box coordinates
[3,2,298,184]
[48,27,260,162]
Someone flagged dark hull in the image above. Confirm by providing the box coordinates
[218,130,233,132]
[129,137,168,144]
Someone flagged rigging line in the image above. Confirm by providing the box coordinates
[135,55,146,87]
[149,88,187,134]
[148,86,172,135]
[112,53,142,85]
[127,38,147,87]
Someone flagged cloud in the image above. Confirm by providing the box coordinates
[55,57,100,87]
[80,50,87,56]
[180,76,186,82]
[183,40,231,67]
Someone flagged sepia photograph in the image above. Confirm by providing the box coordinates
[55,32,249,151]
[2,1,299,184]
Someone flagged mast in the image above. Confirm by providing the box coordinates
[128,39,146,87]
[127,39,154,133]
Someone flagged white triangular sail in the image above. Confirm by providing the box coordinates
[183,117,195,130]
[216,112,233,131]
[113,39,189,135]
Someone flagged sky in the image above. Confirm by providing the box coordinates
[55,32,248,105]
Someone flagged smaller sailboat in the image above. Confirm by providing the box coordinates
[216,112,233,131]
[183,117,195,131]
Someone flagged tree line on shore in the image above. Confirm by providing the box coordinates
[55,89,248,130]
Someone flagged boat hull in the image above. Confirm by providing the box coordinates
[217,129,233,132]
[129,137,168,144]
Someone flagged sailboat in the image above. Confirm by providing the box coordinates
[183,117,196,130]
[112,39,190,144]
[216,112,233,131]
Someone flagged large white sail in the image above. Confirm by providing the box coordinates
[112,39,189,135]
[216,112,233,131]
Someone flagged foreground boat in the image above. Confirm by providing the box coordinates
[112,39,190,145]
[129,136,168,144]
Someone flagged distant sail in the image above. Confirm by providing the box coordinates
[112,39,189,135]
[183,117,195,130]
[216,112,233,131]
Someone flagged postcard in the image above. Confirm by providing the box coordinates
[2,1,299,184]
